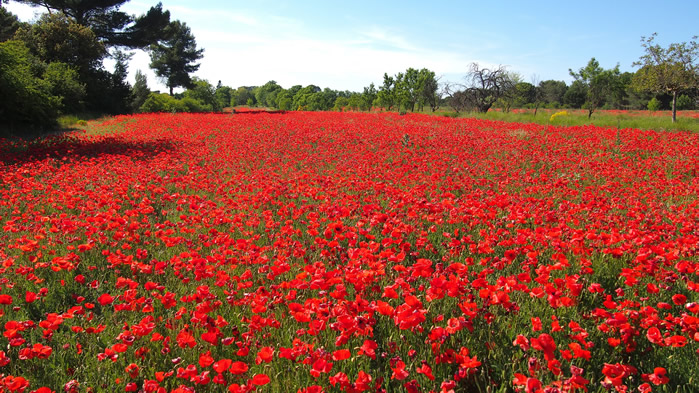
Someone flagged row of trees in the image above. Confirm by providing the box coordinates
[134,68,441,115]
[230,34,697,123]
[135,80,375,113]
[443,37,698,123]
[1,0,204,127]
[104,51,699,121]
[375,68,440,112]
[2,0,697,127]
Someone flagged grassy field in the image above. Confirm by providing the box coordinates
[0,112,696,393]
[431,108,699,133]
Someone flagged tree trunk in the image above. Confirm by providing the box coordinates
[169,86,174,96]
[671,91,677,123]
[588,109,593,119]
[534,102,539,116]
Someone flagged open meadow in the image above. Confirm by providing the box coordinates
[434,109,699,134]
[0,112,697,393]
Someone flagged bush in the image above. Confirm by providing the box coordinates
[183,78,219,111]
[140,93,172,113]
[549,110,569,122]
[181,96,211,112]
[647,97,661,112]
[676,94,695,110]
[0,40,59,127]
[139,93,212,113]
[43,62,86,114]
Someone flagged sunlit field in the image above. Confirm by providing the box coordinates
[434,109,699,134]
[0,112,697,393]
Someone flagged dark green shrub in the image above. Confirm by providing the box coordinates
[43,62,86,114]
[0,40,59,127]
[676,94,695,110]
[647,97,661,112]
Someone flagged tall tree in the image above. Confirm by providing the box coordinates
[562,80,587,109]
[14,12,106,74]
[631,33,699,122]
[570,58,620,118]
[0,40,60,126]
[253,81,282,108]
[107,48,132,113]
[292,85,322,111]
[376,73,396,110]
[12,12,135,113]
[275,89,292,110]
[418,69,440,112]
[538,80,567,108]
[508,81,536,111]
[214,81,233,110]
[447,63,516,113]
[497,72,523,112]
[397,68,420,112]
[231,86,254,107]
[530,75,543,115]
[0,6,25,41]
[42,61,86,113]
[9,0,171,49]
[130,69,149,112]
[149,20,203,96]
[183,77,218,111]
[362,83,377,110]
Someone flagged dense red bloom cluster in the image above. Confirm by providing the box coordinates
[0,112,696,392]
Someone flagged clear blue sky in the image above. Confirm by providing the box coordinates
[6,0,699,92]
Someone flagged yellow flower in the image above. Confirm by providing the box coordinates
[550,111,568,122]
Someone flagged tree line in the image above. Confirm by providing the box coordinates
[1,0,697,129]
[1,0,203,128]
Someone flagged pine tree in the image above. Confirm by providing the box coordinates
[9,0,171,49]
[0,6,24,42]
[131,70,150,112]
[149,20,203,96]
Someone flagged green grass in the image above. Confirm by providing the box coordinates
[429,108,699,132]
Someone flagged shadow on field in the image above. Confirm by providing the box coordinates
[0,134,177,166]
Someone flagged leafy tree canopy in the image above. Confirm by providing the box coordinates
[0,6,25,41]
[631,33,699,122]
[9,0,171,48]
[130,69,149,112]
[0,40,60,126]
[569,58,621,118]
[149,20,203,95]
[14,12,106,73]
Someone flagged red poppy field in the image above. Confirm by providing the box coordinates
[0,112,697,393]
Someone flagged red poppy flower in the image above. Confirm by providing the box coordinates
[198,351,214,368]
[97,294,113,306]
[251,374,270,386]
[332,349,350,361]
[530,333,556,360]
[391,361,409,380]
[359,340,377,360]
[228,361,247,375]
[176,329,196,349]
[648,367,669,385]
[416,363,435,380]
[256,346,274,364]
